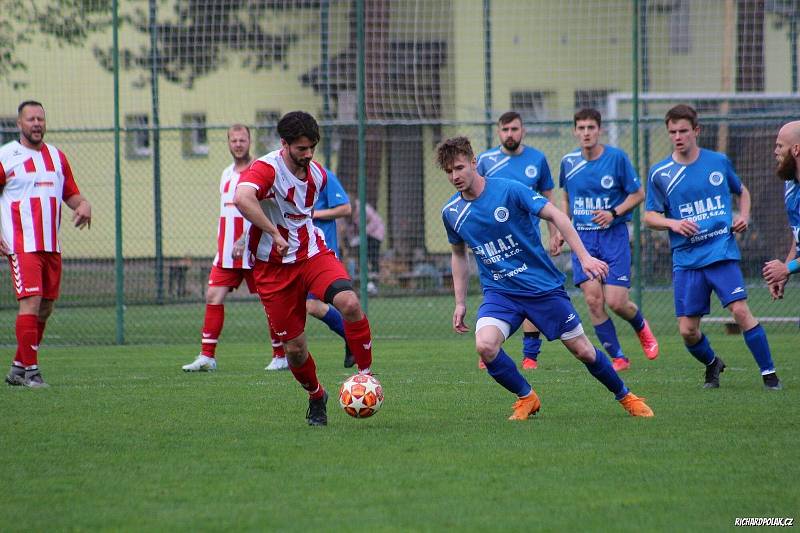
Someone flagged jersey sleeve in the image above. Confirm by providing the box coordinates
[237,160,276,200]
[620,152,642,194]
[645,168,667,213]
[58,150,81,200]
[537,157,554,192]
[513,181,547,217]
[442,211,463,245]
[724,155,743,195]
[324,170,350,208]
[0,161,6,187]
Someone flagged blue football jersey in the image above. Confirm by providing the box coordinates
[441,178,565,295]
[559,145,641,231]
[313,168,350,258]
[646,149,743,270]
[785,178,800,255]
[476,145,554,193]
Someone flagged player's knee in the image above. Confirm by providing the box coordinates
[728,300,753,324]
[606,297,629,315]
[475,340,499,362]
[305,299,326,318]
[584,294,604,314]
[679,324,700,341]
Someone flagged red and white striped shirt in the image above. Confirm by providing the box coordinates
[213,163,255,269]
[0,141,81,254]
[238,149,329,264]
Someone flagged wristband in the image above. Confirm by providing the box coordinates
[788,259,800,275]
[609,207,619,219]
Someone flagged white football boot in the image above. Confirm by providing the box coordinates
[265,357,289,371]
[182,355,217,372]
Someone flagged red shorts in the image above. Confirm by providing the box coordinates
[208,264,257,294]
[253,251,350,341]
[7,251,62,300]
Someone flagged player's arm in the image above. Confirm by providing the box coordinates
[591,188,644,227]
[731,185,751,233]
[233,184,288,256]
[538,203,608,280]
[64,193,92,229]
[541,189,564,255]
[644,210,699,237]
[0,164,8,254]
[763,239,798,298]
[450,242,470,334]
[314,202,352,221]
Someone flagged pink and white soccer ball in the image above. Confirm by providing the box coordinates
[338,374,384,418]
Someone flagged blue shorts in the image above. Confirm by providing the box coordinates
[477,287,582,341]
[673,260,747,317]
[571,223,631,288]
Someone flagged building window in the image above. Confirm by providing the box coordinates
[255,110,281,155]
[574,89,612,117]
[125,114,150,159]
[510,90,557,134]
[182,113,208,157]
[0,117,16,145]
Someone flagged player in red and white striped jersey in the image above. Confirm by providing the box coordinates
[234,111,375,426]
[1,101,92,388]
[181,124,287,372]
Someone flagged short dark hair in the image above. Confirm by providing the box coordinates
[665,104,698,129]
[497,111,522,126]
[18,100,44,116]
[435,136,475,170]
[574,108,602,128]
[228,123,251,138]
[277,111,320,145]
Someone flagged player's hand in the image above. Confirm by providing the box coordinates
[73,200,92,229]
[591,210,613,228]
[762,259,790,285]
[452,304,469,334]
[271,233,289,256]
[232,239,245,259]
[549,232,564,256]
[671,218,699,237]
[579,255,608,281]
[0,239,10,256]
[769,280,786,300]
[731,215,749,233]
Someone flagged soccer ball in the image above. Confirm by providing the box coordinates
[338,374,384,418]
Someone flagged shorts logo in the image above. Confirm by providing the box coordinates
[709,171,724,186]
[600,175,614,189]
[731,286,744,295]
[525,165,538,178]
[493,206,510,222]
[565,313,576,323]
[617,275,629,281]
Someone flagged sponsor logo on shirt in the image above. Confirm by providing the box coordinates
[34,181,54,187]
[284,212,308,221]
[678,196,725,221]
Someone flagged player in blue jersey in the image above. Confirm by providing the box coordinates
[644,104,781,390]
[476,111,558,370]
[437,135,654,420]
[262,167,354,370]
[559,108,659,372]
[763,121,800,301]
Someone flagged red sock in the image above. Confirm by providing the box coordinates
[269,326,285,358]
[201,304,224,357]
[16,314,39,367]
[344,315,373,371]
[289,352,324,399]
[37,320,47,345]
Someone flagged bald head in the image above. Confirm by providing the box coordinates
[775,121,800,182]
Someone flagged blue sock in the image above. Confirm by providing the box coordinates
[522,332,542,361]
[485,348,532,397]
[594,319,625,359]
[627,309,645,332]
[685,334,715,366]
[319,305,345,339]
[743,324,775,374]
[583,347,628,400]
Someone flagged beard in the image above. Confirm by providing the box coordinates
[290,152,311,168]
[502,138,521,152]
[776,153,797,182]
[22,128,44,146]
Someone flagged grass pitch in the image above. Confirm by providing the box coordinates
[1,332,798,531]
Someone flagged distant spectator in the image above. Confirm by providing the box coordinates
[347,200,385,275]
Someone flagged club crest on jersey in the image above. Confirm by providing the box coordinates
[709,171,724,186]
[525,165,538,178]
[494,206,510,222]
[600,175,614,189]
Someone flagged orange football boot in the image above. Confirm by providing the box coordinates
[619,392,654,417]
[508,390,541,420]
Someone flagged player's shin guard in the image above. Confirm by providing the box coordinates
[289,352,324,399]
[594,319,624,358]
[486,348,533,397]
[320,305,346,338]
[583,347,628,400]
[686,334,715,366]
[200,304,224,357]
[343,316,373,371]
[522,332,542,360]
[16,314,39,368]
[743,324,775,374]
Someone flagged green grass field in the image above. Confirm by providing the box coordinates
[1,331,798,531]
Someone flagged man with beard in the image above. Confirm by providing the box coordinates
[476,111,557,370]
[644,104,781,390]
[234,111,374,426]
[1,101,92,388]
[559,108,659,372]
[762,121,800,299]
